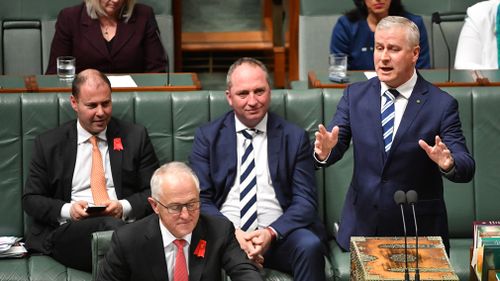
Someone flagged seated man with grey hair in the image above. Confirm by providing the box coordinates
[97,162,262,281]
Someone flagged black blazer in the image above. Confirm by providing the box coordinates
[23,117,159,253]
[97,213,263,281]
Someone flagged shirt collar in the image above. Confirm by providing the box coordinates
[76,119,107,144]
[234,113,268,133]
[158,217,192,248]
[380,69,418,100]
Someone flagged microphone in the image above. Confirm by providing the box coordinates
[431,12,451,83]
[156,29,170,86]
[394,190,410,281]
[406,190,420,281]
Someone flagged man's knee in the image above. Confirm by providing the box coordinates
[95,217,126,231]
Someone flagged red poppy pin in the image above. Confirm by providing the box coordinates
[113,138,124,151]
[194,239,206,258]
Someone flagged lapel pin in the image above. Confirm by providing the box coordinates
[416,99,421,104]
[113,138,123,151]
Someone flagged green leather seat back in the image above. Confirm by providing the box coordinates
[441,87,474,238]
[3,21,42,75]
[0,94,24,237]
[472,87,500,220]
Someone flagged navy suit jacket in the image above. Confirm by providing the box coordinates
[97,213,262,281]
[46,3,167,74]
[189,111,326,240]
[23,117,159,253]
[321,74,475,250]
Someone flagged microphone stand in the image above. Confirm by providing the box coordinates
[399,203,410,281]
[394,190,410,281]
[156,29,170,86]
[407,190,420,281]
[432,12,452,83]
[410,202,420,281]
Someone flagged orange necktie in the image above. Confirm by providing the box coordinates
[89,136,109,205]
[173,239,188,281]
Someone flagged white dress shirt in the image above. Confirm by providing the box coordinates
[455,0,500,69]
[380,70,418,140]
[159,218,192,280]
[59,120,132,223]
[220,114,283,230]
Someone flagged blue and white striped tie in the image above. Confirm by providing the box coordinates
[240,129,258,232]
[381,89,400,153]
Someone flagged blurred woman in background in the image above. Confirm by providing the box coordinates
[46,0,167,74]
[330,0,430,70]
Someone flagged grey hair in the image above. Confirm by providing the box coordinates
[226,57,271,90]
[85,0,136,22]
[376,16,420,48]
[150,162,200,199]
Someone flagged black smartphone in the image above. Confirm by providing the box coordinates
[85,206,106,214]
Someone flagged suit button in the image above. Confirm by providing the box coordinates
[382,178,388,183]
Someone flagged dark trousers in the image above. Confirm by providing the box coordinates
[264,228,326,281]
[48,216,125,272]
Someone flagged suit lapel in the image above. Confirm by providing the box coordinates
[106,119,123,198]
[63,122,78,201]
[221,114,237,191]
[188,217,207,281]
[80,10,109,59]
[144,216,169,281]
[110,16,136,58]
[389,76,429,156]
[267,114,282,188]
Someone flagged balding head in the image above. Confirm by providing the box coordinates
[72,69,111,99]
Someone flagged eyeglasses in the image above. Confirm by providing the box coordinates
[154,199,200,214]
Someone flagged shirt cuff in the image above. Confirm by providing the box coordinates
[119,199,132,221]
[59,203,72,224]
[313,151,330,165]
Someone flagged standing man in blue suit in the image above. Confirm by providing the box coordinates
[189,57,327,281]
[315,16,475,253]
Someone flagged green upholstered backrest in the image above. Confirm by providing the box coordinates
[472,87,500,221]
[441,87,475,238]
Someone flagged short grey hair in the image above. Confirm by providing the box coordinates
[85,0,136,22]
[150,162,200,199]
[226,57,271,90]
[376,16,420,48]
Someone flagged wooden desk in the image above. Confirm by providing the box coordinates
[308,69,494,89]
[0,73,201,93]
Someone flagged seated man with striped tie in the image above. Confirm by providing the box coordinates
[23,69,159,272]
[189,57,328,281]
[314,16,475,254]
[97,162,262,281]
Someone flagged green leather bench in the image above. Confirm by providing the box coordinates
[1,88,499,280]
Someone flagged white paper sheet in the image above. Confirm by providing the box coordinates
[106,75,138,88]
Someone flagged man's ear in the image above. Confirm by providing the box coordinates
[147,197,160,215]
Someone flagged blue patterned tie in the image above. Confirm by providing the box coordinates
[381,89,400,153]
[240,129,258,232]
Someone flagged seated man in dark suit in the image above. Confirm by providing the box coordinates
[23,69,160,272]
[189,57,327,281]
[97,162,262,281]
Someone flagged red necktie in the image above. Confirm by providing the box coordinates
[173,239,188,281]
[89,136,109,205]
